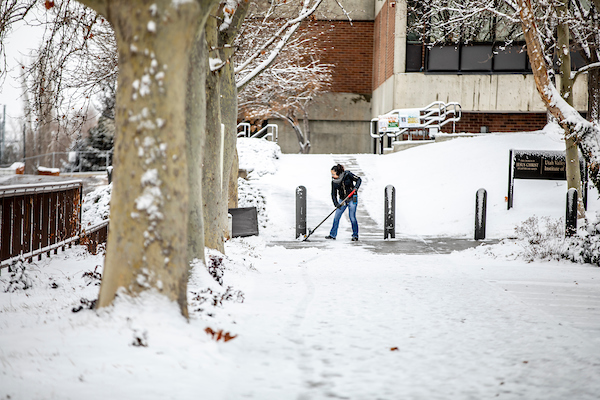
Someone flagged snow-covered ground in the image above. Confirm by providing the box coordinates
[1,128,600,399]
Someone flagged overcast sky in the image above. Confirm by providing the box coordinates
[0,20,43,140]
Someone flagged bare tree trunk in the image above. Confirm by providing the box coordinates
[203,4,226,252]
[186,31,208,262]
[202,2,248,252]
[301,106,311,154]
[219,46,239,242]
[80,0,202,317]
[518,0,600,192]
[557,0,585,218]
[589,67,600,123]
[228,149,239,209]
[186,0,219,263]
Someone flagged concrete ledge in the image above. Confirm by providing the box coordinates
[386,140,435,153]
[434,133,484,142]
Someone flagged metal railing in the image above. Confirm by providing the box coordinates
[1,181,83,267]
[80,220,109,255]
[371,101,462,140]
[237,122,251,138]
[237,123,278,142]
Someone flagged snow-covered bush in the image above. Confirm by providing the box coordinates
[492,215,600,267]
[514,216,565,262]
[237,137,281,178]
[3,259,34,292]
[563,211,600,266]
[82,184,112,227]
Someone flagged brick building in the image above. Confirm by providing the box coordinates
[273,0,589,154]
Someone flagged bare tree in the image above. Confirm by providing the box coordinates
[517,0,600,192]
[23,0,117,143]
[237,28,333,153]
[0,0,36,83]
[408,0,600,213]
[201,0,332,251]
[72,0,212,317]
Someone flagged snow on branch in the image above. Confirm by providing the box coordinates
[517,0,600,188]
[219,0,240,32]
[234,0,325,89]
[572,61,600,81]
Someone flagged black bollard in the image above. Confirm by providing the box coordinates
[296,186,307,239]
[384,185,395,239]
[475,188,487,240]
[566,188,577,237]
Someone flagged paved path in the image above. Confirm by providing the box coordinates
[229,157,600,399]
[270,155,492,254]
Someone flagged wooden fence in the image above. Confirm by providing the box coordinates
[0,180,102,267]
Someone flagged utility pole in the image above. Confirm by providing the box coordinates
[23,123,26,160]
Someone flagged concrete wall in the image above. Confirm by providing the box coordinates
[372,75,395,116]
[315,0,375,20]
[371,73,589,117]
[276,120,373,154]
[274,92,373,154]
[372,0,589,117]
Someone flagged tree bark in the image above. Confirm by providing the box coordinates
[202,2,249,252]
[228,149,239,209]
[588,67,600,123]
[186,32,208,262]
[79,0,202,317]
[557,0,585,218]
[186,0,219,263]
[202,6,224,252]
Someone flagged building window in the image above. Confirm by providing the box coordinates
[408,43,536,74]
[494,44,528,71]
[460,45,492,71]
[427,46,459,71]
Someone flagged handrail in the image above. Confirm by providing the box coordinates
[0,180,83,196]
[373,101,462,140]
[250,124,278,142]
[237,122,251,138]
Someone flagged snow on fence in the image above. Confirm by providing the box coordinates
[0,181,108,268]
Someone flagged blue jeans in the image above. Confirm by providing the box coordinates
[329,199,358,238]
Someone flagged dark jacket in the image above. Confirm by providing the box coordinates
[331,171,361,207]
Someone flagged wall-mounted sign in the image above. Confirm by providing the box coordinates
[398,109,421,128]
[378,115,399,132]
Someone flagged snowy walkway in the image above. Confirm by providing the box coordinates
[2,136,600,399]
[226,151,600,399]
[269,155,489,253]
[223,245,600,399]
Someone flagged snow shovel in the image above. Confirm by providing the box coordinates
[302,189,356,241]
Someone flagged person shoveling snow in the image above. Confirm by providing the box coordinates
[303,163,362,241]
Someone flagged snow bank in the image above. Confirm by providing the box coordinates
[82,184,112,227]
[237,137,281,178]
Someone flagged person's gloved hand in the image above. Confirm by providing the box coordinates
[334,201,341,208]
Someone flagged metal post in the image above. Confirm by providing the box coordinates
[384,185,395,239]
[475,188,487,240]
[296,186,306,239]
[507,149,514,210]
[0,105,5,165]
[566,188,577,237]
